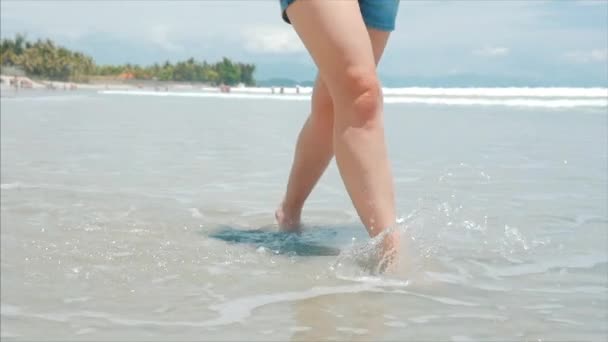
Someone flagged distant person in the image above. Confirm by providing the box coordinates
[275,0,401,266]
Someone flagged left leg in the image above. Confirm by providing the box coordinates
[276,75,334,230]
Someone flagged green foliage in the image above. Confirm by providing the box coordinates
[118,56,255,86]
[1,34,94,82]
[0,34,256,85]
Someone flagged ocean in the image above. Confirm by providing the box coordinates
[1,87,607,341]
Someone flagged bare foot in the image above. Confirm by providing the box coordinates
[378,230,400,273]
[275,203,301,232]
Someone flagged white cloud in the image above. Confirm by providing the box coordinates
[242,26,304,54]
[147,25,182,52]
[473,47,510,57]
[1,0,605,83]
[564,49,608,63]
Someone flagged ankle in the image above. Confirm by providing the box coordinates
[280,200,302,219]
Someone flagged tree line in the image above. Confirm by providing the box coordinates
[0,34,256,86]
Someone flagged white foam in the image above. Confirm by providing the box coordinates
[100,90,309,101]
[382,87,607,98]
[143,86,608,98]
[383,96,606,108]
[99,89,608,108]
[0,182,23,190]
[1,284,383,328]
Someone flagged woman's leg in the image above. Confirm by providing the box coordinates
[284,0,397,244]
[276,75,334,230]
[277,27,394,231]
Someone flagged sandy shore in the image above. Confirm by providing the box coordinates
[0,74,138,91]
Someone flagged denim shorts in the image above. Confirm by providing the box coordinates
[280,0,400,32]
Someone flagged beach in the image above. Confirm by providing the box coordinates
[1,88,607,340]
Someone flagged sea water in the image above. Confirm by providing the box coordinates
[1,88,606,340]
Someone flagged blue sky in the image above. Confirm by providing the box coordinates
[1,0,606,86]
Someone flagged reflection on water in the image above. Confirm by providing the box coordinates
[208,225,345,256]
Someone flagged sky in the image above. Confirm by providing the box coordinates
[1,0,607,86]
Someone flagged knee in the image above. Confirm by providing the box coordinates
[338,68,383,127]
[312,84,333,116]
[311,83,334,128]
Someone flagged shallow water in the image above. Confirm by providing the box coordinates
[1,90,607,341]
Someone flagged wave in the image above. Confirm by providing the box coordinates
[381,87,607,98]
[99,89,607,108]
[150,86,608,98]
[382,97,605,107]
[0,182,25,190]
[0,284,384,328]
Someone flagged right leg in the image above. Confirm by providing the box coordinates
[277,28,395,231]
[285,1,397,248]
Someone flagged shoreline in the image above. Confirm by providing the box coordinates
[0,74,308,95]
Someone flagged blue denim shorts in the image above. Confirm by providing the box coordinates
[280,0,400,32]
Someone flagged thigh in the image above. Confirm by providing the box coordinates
[285,0,376,97]
[310,27,392,114]
[368,28,392,65]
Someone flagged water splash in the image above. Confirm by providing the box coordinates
[328,162,554,283]
[331,210,420,279]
